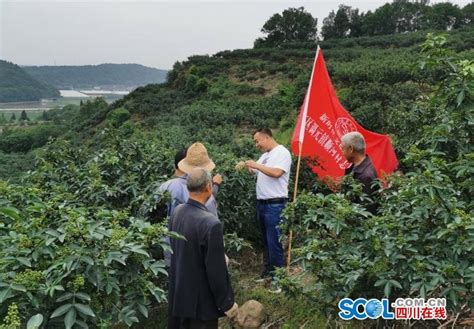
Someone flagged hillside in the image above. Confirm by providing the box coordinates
[23,63,168,89]
[0,60,59,102]
[0,25,472,328]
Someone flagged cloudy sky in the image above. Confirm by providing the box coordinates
[0,0,471,69]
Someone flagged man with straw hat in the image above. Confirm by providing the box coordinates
[159,143,222,219]
[158,143,223,267]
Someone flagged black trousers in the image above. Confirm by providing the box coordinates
[168,316,218,329]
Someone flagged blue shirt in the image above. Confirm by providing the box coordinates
[158,175,219,219]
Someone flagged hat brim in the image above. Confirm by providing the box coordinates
[178,158,216,174]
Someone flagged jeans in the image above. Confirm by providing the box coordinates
[256,201,286,276]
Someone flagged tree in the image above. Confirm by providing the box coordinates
[254,7,317,47]
[321,10,337,40]
[42,110,50,121]
[0,113,7,124]
[427,3,463,30]
[10,113,16,122]
[391,1,429,33]
[462,3,474,25]
[322,6,365,39]
[334,5,351,37]
[20,110,30,121]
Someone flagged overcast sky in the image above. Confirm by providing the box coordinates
[0,0,471,69]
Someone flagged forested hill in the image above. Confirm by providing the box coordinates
[23,63,168,89]
[0,60,59,102]
[104,26,473,153]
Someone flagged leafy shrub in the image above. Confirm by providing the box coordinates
[0,182,171,328]
[107,107,131,128]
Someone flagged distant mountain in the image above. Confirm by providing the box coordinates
[23,63,168,89]
[0,60,60,102]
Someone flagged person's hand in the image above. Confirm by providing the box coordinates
[235,161,246,171]
[245,160,258,169]
[212,174,223,185]
[225,254,229,266]
[225,303,239,319]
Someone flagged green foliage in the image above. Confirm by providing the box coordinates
[0,60,59,102]
[0,125,64,153]
[321,1,470,40]
[0,135,180,327]
[0,191,170,327]
[224,232,253,254]
[1,11,473,327]
[0,303,21,329]
[255,7,318,48]
[107,107,131,128]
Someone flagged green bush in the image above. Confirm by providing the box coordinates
[107,107,131,128]
[0,182,171,328]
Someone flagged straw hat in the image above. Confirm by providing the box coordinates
[178,142,216,173]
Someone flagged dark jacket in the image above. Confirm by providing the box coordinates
[168,199,234,321]
[344,155,378,196]
[345,155,379,214]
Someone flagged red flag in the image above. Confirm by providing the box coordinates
[291,47,398,181]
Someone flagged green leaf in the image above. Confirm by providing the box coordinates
[11,283,27,292]
[17,257,32,267]
[0,207,20,221]
[456,90,465,107]
[420,284,427,298]
[27,314,43,329]
[390,279,402,289]
[51,303,73,318]
[74,303,95,317]
[75,292,91,302]
[374,279,386,287]
[81,256,94,265]
[129,246,149,257]
[138,304,148,318]
[384,281,392,297]
[64,308,76,329]
[56,292,73,302]
[0,288,12,303]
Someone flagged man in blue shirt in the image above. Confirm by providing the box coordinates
[159,143,222,266]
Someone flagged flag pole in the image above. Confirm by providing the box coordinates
[286,141,302,271]
[286,45,320,273]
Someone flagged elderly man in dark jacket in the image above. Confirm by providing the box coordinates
[341,131,379,213]
[168,168,238,329]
